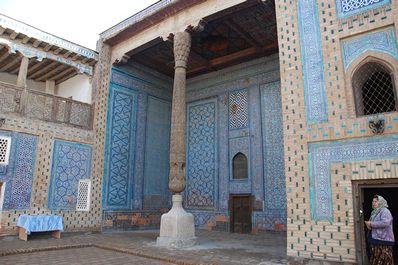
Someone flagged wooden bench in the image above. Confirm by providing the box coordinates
[17,214,63,241]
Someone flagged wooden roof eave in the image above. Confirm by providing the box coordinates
[101,0,207,46]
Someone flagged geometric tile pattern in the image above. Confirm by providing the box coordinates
[2,132,37,210]
[253,210,287,231]
[186,99,217,208]
[297,0,328,124]
[309,135,398,221]
[103,84,137,210]
[48,140,92,210]
[189,210,215,227]
[229,90,248,129]
[336,0,391,18]
[341,27,398,69]
[261,82,286,210]
[185,56,285,231]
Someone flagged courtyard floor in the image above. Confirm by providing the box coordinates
[0,229,287,265]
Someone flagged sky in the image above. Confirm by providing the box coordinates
[0,0,158,50]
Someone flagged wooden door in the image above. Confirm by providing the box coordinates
[230,195,252,233]
[353,180,398,265]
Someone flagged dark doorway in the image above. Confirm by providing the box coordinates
[230,194,252,234]
[353,180,398,264]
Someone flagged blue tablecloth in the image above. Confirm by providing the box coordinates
[17,214,63,235]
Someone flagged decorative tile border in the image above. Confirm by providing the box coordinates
[103,83,138,210]
[48,140,92,210]
[309,135,398,221]
[297,0,328,124]
[336,0,391,18]
[260,82,286,210]
[341,27,398,69]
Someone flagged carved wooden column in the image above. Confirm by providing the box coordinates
[168,31,191,194]
[157,31,195,248]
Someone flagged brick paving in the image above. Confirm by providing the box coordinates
[0,246,174,265]
[0,230,287,265]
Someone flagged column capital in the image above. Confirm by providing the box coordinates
[174,31,191,69]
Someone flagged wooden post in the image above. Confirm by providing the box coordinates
[17,56,29,114]
[168,31,191,194]
[16,56,29,88]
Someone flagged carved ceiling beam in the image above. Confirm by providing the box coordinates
[11,58,34,74]
[0,48,11,64]
[37,64,67,81]
[0,54,22,71]
[0,38,93,75]
[27,59,47,75]
[9,32,18,40]
[50,67,75,81]
[44,44,52,51]
[135,53,173,75]
[8,59,23,73]
[32,40,41,48]
[226,19,261,48]
[188,41,278,76]
[28,61,59,79]
[22,36,30,44]
[53,48,62,55]
[63,51,72,59]
[0,27,5,35]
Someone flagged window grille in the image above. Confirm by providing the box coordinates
[352,62,396,116]
[76,179,91,211]
[0,136,11,166]
[233,152,248,179]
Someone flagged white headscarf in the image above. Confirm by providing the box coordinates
[370,195,389,221]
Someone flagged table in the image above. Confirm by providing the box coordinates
[17,214,63,241]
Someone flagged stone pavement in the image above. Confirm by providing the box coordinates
[0,229,287,265]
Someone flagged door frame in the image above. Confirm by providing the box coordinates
[229,193,253,233]
[352,179,398,265]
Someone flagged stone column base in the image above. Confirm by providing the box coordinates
[156,194,196,248]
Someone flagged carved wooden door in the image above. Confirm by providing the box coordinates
[230,195,252,234]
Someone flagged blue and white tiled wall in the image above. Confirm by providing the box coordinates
[102,55,287,232]
[102,67,173,211]
[186,55,286,231]
[48,140,93,211]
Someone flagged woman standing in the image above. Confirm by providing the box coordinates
[365,195,395,265]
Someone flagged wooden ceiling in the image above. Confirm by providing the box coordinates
[0,28,97,85]
[126,0,277,78]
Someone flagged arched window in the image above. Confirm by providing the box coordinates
[232,152,248,180]
[352,61,396,116]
